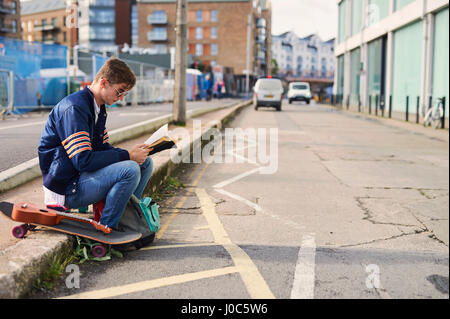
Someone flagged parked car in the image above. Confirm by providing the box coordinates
[253,77,284,111]
[288,82,311,104]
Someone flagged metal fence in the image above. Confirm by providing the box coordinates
[328,94,448,129]
[74,48,174,105]
[0,36,67,114]
[0,39,175,115]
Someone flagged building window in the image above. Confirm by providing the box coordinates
[149,27,167,41]
[196,10,203,22]
[153,44,167,53]
[195,43,203,56]
[131,4,138,46]
[211,27,217,39]
[338,0,346,43]
[90,8,115,24]
[211,10,218,22]
[196,27,203,39]
[150,10,167,24]
[211,43,218,56]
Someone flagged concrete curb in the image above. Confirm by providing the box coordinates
[0,100,251,298]
[0,103,237,194]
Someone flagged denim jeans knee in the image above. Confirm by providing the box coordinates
[134,156,154,199]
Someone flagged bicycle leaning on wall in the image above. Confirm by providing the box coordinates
[422,97,445,129]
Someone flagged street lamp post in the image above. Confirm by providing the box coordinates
[173,0,187,125]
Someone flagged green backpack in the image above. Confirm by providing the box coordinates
[119,195,160,249]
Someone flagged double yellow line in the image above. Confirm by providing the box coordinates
[156,162,209,240]
[61,162,274,299]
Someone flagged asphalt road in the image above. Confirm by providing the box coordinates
[0,99,236,172]
[33,101,449,300]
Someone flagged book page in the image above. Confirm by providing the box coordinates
[144,124,168,146]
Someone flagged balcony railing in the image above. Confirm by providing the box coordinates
[88,0,114,7]
[148,15,167,24]
[33,24,59,32]
[0,1,15,14]
[255,35,266,44]
[148,31,167,41]
[256,18,266,28]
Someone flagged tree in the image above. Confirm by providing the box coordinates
[271,58,279,76]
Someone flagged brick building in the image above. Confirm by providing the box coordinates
[138,0,272,83]
[0,0,21,38]
[20,0,77,46]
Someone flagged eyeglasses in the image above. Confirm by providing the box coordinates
[113,87,128,97]
[107,80,128,97]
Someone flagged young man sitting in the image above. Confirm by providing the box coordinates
[38,58,153,230]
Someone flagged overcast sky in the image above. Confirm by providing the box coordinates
[271,0,338,41]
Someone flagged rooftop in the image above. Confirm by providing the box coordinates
[21,0,67,15]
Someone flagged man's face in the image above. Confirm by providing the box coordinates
[101,78,129,105]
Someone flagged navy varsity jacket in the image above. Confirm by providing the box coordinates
[38,87,130,195]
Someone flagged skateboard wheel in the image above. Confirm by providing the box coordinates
[91,245,107,258]
[12,225,27,238]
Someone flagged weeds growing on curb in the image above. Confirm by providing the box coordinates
[146,175,185,201]
[33,248,77,293]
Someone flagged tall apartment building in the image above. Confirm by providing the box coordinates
[137,0,272,84]
[335,0,449,118]
[0,0,21,38]
[272,32,335,79]
[21,0,77,46]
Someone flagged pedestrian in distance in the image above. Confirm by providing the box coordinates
[38,58,154,230]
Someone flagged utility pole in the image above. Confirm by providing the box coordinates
[245,14,251,98]
[174,0,187,124]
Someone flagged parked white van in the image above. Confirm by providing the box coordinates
[253,77,284,111]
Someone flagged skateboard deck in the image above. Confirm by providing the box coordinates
[0,201,141,245]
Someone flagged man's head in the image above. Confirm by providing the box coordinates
[91,58,136,105]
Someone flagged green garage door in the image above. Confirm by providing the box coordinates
[391,20,423,113]
[432,8,449,118]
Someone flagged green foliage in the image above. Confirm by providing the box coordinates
[74,236,123,264]
[146,176,185,201]
[33,249,77,292]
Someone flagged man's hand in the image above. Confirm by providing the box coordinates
[128,144,150,165]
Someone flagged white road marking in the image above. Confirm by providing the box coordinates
[290,234,316,299]
[0,120,46,131]
[195,188,275,299]
[213,167,260,189]
[118,112,154,116]
[214,188,262,212]
[214,187,304,231]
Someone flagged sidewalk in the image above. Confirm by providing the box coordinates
[329,102,449,143]
[0,100,251,298]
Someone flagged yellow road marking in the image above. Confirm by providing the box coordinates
[195,188,275,299]
[59,266,239,299]
[156,163,208,239]
[141,242,218,251]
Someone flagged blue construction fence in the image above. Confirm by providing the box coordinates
[0,36,70,113]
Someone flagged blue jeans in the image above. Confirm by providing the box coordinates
[65,157,153,229]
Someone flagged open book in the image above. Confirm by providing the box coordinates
[143,124,176,155]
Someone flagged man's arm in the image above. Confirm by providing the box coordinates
[57,105,130,172]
